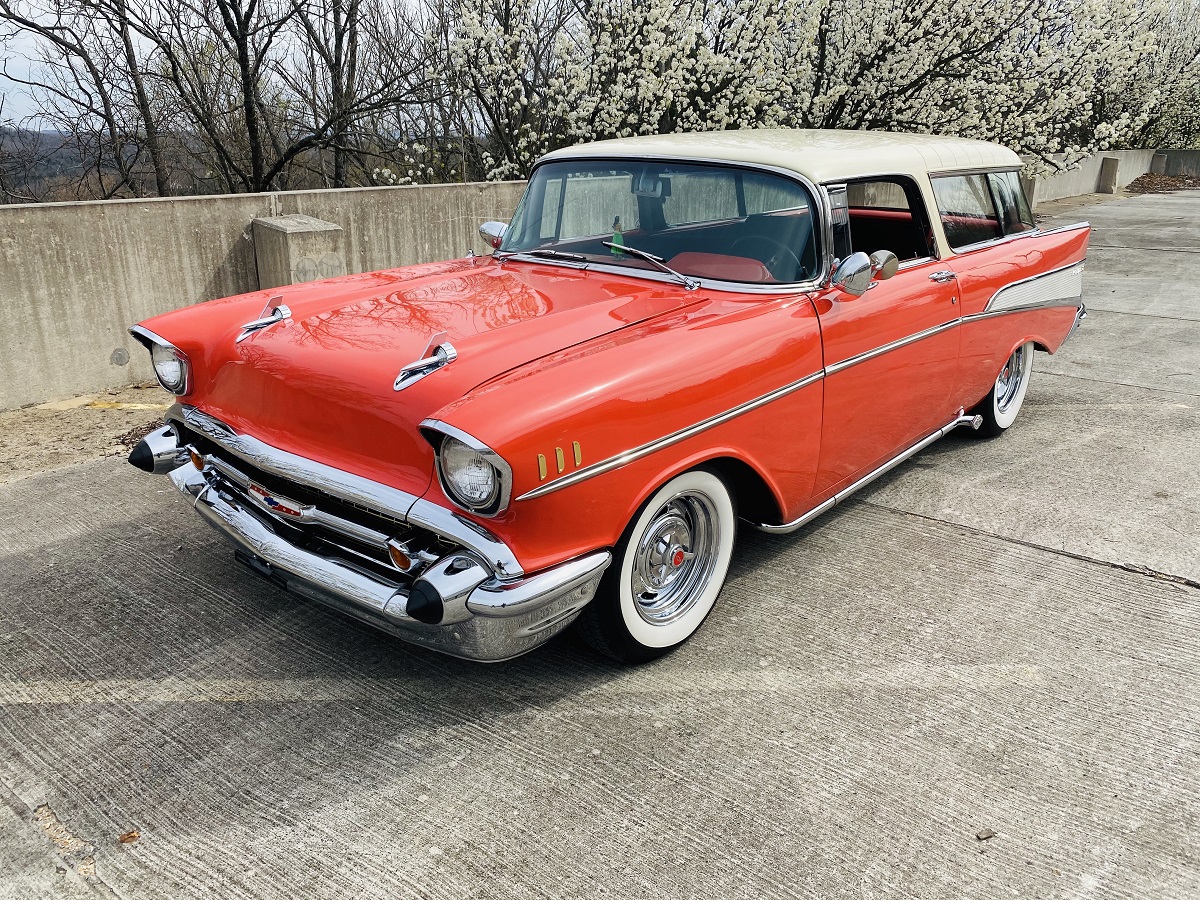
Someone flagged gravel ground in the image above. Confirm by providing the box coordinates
[0,385,172,486]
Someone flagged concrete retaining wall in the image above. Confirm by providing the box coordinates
[1162,149,1200,178]
[1023,150,1159,207]
[2,148,1193,409]
[0,181,524,409]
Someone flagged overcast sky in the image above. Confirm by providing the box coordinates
[1,31,45,122]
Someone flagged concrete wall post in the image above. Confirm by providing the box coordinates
[1098,156,1120,194]
[252,214,346,289]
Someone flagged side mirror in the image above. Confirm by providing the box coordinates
[479,221,508,249]
[869,250,899,280]
[830,251,873,297]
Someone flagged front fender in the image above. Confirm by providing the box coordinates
[426,289,825,573]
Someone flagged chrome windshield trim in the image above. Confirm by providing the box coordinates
[171,404,523,578]
[824,319,960,376]
[516,369,825,502]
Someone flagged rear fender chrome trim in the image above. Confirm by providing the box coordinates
[755,409,982,535]
[515,369,825,502]
[1061,303,1087,346]
[961,298,1084,323]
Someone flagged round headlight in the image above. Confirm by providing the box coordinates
[151,342,188,394]
[440,437,499,509]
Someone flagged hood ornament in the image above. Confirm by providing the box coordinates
[394,332,457,391]
[237,297,291,343]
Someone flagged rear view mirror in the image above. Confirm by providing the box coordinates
[870,250,899,280]
[479,221,508,249]
[830,252,873,297]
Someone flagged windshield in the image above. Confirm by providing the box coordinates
[499,159,819,285]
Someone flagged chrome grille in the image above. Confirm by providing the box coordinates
[173,421,460,583]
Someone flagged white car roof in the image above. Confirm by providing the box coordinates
[539,128,1023,184]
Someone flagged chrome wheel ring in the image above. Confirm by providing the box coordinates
[630,491,721,625]
[995,344,1028,414]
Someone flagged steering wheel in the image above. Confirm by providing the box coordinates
[730,235,805,281]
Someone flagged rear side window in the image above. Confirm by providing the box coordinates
[987,170,1035,235]
[933,170,1037,250]
[931,174,1002,249]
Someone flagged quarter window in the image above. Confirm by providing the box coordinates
[931,174,1003,249]
[987,170,1036,235]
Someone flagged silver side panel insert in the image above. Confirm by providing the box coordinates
[984,261,1084,314]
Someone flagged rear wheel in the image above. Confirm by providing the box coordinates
[580,468,736,664]
[973,341,1035,437]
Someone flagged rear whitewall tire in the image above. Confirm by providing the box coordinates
[974,341,1035,437]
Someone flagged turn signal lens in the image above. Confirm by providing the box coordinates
[388,540,414,572]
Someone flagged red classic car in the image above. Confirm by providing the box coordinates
[129,130,1088,663]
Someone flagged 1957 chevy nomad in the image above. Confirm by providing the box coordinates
[128,130,1088,663]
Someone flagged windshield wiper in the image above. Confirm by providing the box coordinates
[601,241,699,290]
[498,248,589,263]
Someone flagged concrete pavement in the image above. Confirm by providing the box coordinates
[1,192,1198,899]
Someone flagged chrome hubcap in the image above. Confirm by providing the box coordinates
[995,344,1027,413]
[631,492,720,625]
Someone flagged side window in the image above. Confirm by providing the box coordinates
[845,177,934,262]
[931,174,1003,250]
[987,170,1036,235]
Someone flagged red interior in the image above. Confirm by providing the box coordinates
[847,208,931,260]
[665,252,774,283]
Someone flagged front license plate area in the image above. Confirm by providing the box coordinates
[234,549,289,591]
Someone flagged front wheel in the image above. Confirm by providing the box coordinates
[973,341,1035,437]
[580,468,736,664]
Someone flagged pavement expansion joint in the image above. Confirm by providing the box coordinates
[860,499,1200,592]
[1080,308,1200,324]
[1037,369,1200,399]
[1088,245,1200,254]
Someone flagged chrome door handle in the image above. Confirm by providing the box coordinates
[929,270,956,283]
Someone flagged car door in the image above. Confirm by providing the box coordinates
[811,179,962,498]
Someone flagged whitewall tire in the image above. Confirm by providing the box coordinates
[580,468,736,663]
[974,341,1035,437]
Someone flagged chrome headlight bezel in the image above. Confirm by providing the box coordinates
[422,422,512,517]
[130,325,191,395]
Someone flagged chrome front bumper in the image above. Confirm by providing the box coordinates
[165,464,609,662]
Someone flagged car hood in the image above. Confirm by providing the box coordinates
[142,258,700,497]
